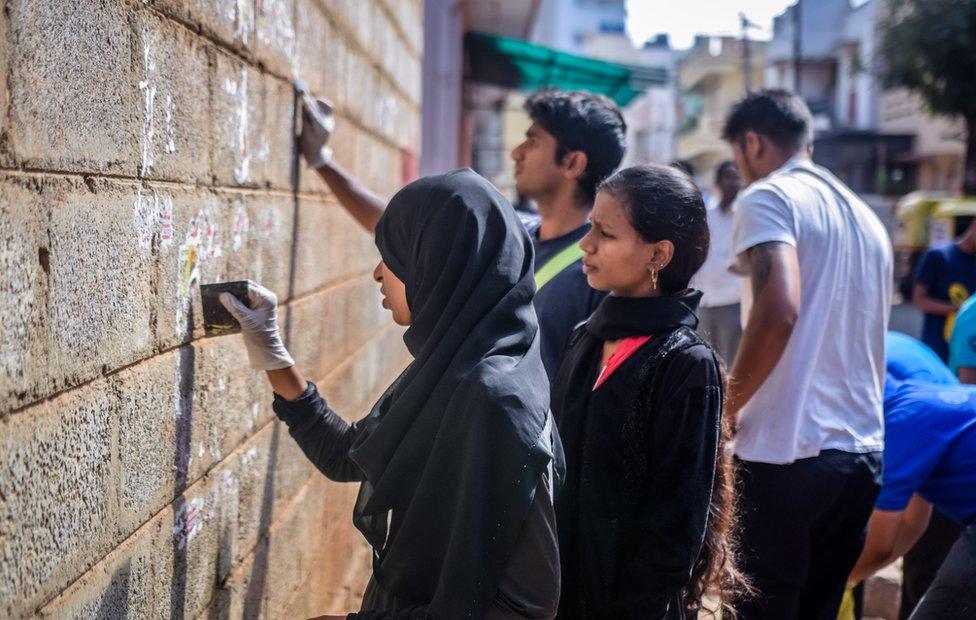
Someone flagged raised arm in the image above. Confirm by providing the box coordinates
[300,95,386,234]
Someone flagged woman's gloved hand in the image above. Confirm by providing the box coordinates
[300,93,335,169]
[219,281,295,371]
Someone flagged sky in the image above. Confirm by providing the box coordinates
[625,0,795,50]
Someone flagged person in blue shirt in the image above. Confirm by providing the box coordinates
[885,331,959,386]
[949,294,976,384]
[911,215,976,360]
[849,336,976,619]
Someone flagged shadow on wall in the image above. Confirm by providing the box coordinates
[171,312,195,620]
[94,560,132,619]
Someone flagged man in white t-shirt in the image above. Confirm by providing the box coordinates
[691,160,743,364]
[721,90,893,618]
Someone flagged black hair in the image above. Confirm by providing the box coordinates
[524,89,627,204]
[956,215,975,235]
[722,88,813,153]
[715,160,738,183]
[670,159,695,178]
[598,164,709,294]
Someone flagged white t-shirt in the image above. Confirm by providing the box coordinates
[730,157,892,464]
[691,198,742,308]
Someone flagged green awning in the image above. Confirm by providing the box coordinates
[465,31,668,107]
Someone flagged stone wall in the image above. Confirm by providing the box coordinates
[0,0,420,617]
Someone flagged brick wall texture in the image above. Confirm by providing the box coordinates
[0,1,421,617]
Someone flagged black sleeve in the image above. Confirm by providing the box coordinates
[272,381,366,483]
[347,609,429,619]
[613,345,723,618]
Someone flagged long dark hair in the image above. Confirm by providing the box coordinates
[598,164,751,616]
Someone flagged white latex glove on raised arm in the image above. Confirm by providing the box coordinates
[219,282,295,371]
[299,93,335,169]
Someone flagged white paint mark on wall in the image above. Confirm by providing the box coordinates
[257,0,300,78]
[223,70,252,185]
[241,446,259,473]
[232,205,249,252]
[133,189,156,250]
[138,36,157,176]
[163,94,176,154]
[225,0,253,44]
[379,95,398,136]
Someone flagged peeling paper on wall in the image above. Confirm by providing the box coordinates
[173,497,205,550]
[159,196,174,248]
[133,190,155,250]
[175,210,223,331]
[132,189,175,251]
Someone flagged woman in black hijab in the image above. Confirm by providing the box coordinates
[551,165,748,618]
[220,168,561,619]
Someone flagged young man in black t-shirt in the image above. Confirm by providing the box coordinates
[297,89,626,380]
[510,90,626,378]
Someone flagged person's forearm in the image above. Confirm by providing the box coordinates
[913,298,955,316]
[849,546,895,585]
[315,161,386,233]
[266,365,307,400]
[727,306,795,419]
[912,287,955,316]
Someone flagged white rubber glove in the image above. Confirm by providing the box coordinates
[219,282,295,371]
[300,93,335,169]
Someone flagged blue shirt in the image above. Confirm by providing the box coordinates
[877,379,976,523]
[886,331,959,385]
[520,215,606,381]
[949,295,976,375]
[913,242,976,360]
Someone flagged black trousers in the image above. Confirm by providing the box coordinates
[735,450,882,620]
[899,508,963,619]
[909,524,976,619]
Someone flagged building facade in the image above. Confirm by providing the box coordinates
[676,36,766,184]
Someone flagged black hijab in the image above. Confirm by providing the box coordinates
[347,169,554,617]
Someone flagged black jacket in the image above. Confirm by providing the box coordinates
[552,310,723,619]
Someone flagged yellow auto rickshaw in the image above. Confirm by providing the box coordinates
[894,192,951,300]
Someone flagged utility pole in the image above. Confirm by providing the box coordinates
[740,13,759,94]
[792,0,802,95]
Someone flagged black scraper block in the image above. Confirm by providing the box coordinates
[201,281,251,336]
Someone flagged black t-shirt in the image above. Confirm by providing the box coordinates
[521,214,607,380]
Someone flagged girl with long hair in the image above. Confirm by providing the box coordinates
[551,164,747,618]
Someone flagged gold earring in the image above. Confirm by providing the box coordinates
[650,266,658,291]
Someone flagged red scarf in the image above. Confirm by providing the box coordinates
[593,335,652,390]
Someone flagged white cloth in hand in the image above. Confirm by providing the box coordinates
[219,282,295,371]
[300,94,335,169]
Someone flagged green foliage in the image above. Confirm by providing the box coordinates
[879,0,976,119]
